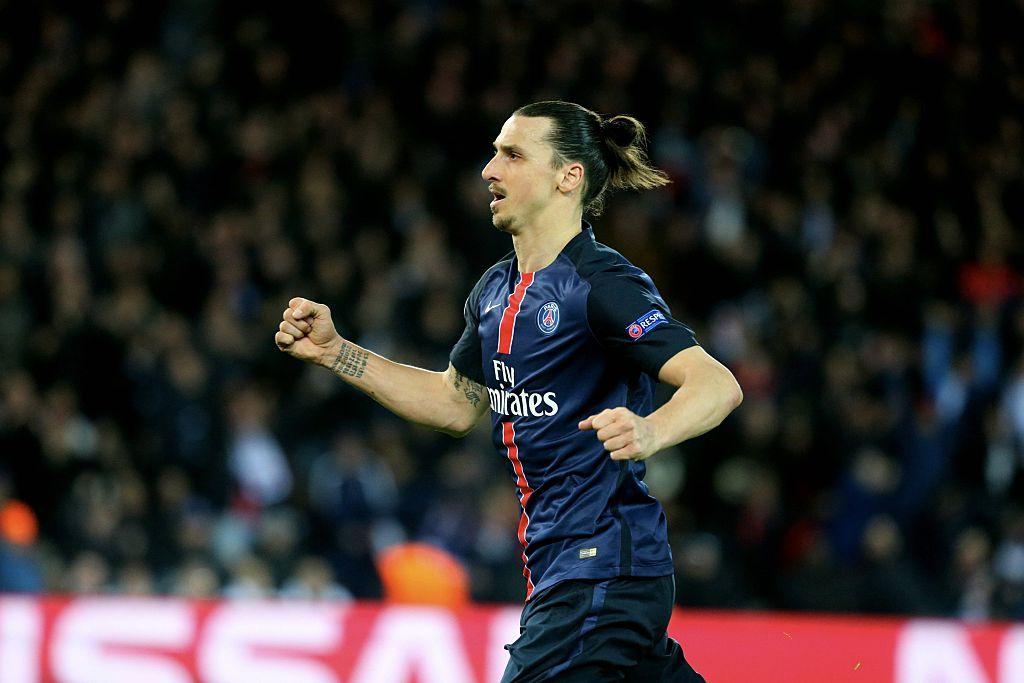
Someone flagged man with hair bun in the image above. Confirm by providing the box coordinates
[277,101,741,681]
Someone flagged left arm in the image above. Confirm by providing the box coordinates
[579,346,742,460]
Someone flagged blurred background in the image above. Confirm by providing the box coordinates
[0,0,1022,623]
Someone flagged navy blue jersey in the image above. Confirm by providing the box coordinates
[450,223,698,600]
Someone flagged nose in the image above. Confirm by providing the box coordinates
[481,156,499,182]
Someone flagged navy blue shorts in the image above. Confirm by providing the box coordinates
[500,575,707,682]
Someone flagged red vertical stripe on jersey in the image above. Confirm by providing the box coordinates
[497,272,534,354]
[502,421,535,599]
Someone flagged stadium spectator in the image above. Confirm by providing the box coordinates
[0,1,1021,618]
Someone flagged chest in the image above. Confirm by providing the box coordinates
[476,266,592,388]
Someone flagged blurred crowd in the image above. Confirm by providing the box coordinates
[1,0,1023,620]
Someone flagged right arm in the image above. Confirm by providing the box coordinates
[275,297,489,437]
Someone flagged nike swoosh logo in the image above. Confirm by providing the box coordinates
[484,302,503,314]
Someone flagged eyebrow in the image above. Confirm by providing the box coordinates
[493,143,526,156]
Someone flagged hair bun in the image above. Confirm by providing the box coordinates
[602,116,639,147]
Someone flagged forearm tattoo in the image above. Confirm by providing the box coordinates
[329,343,368,378]
[452,369,484,407]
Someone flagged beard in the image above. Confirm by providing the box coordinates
[492,211,516,233]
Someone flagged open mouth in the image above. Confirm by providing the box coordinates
[489,189,506,208]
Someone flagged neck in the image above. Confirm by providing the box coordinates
[511,205,584,272]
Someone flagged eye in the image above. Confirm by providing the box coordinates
[508,152,520,160]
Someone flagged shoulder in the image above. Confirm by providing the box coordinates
[564,235,655,292]
[563,235,674,330]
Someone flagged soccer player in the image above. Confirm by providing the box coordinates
[276,101,741,682]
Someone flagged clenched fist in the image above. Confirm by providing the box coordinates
[275,297,342,365]
[579,407,662,461]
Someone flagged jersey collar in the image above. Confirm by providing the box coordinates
[513,220,596,274]
[569,220,596,247]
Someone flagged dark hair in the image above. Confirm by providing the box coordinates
[514,100,669,216]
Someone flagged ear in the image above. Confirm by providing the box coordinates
[557,162,585,196]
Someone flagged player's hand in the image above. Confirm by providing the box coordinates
[579,407,661,461]
[275,297,342,365]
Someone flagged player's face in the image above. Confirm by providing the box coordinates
[481,115,561,234]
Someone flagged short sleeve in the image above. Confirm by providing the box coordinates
[448,274,487,385]
[586,269,698,378]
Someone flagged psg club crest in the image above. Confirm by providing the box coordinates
[537,301,560,335]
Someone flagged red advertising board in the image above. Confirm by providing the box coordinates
[0,596,1019,682]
